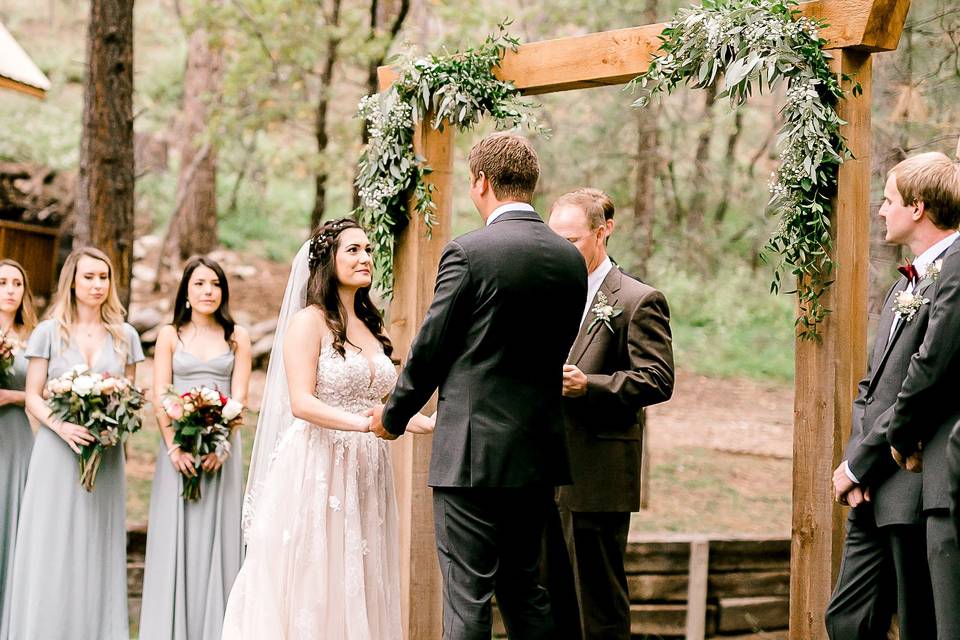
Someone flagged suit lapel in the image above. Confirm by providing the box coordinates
[868,241,960,393]
[568,267,622,366]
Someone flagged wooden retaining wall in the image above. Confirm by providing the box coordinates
[127,527,790,638]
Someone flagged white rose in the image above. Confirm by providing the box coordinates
[200,388,221,406]
[896,291,915,306]
[71,375,95,397]
[221,398,244,421]
[71,364,90,377]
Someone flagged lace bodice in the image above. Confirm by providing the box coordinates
[314,341,396,414]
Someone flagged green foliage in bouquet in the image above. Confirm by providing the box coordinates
[630,0,859,339]
[46,366,146,491]
[354,22,544,296]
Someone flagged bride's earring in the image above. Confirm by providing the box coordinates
[185,301,191,310]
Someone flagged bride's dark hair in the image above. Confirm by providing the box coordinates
[305,217,393,359]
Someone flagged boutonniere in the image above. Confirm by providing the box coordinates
[920,259,943,285]
[892,289,929,323]
[586,291,623,333]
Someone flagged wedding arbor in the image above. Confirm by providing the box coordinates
[379,0,911,637]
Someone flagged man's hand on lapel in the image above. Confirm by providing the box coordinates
[366,404,398,441]
[562,365,588,397]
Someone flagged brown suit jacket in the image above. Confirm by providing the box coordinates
[557,266,675,512]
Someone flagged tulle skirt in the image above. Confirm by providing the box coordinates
[222,420,402,640]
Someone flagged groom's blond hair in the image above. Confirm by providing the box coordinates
[468,132,539,202]
[889,151,960,230]
[551,188,613,230]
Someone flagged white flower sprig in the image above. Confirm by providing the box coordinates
[892,290,929,323]
[586,291,624,334]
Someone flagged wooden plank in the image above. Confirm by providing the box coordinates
[631,603,717,637]
[624,539,691,574]
[685,541,710,640]
[0,75,46,99]
[628,570,790,602]
[710,538,791,572]
[790,49,872,640]
[717,596,791,633]
[381,62,451,637]
[377,1,909,97]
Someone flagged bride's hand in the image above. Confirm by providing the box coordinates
[406,413,435,435]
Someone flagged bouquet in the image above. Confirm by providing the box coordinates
[46,364,146,491]
[0,329,23,388]
[162,386,244,501]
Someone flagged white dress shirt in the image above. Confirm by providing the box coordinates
[846,231,959,484]
[581,257,613,328]
[486,202,535,226]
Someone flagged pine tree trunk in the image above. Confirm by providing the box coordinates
[352,0,411,211]
[170,27,221,260]
[310,0,343,231]
[75,0,135,308]
[631,0,660,280]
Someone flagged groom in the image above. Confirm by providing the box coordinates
[370,132,587,639]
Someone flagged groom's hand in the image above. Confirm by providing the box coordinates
[562,365,588,397]
[368,404,398,441]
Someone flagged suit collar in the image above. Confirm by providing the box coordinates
[487,208,541,225]
[568,268,622,366]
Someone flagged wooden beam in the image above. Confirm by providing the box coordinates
[790,49,871,640]
[0,75,46,99]
[492,0,907,95]
[381,74,449,640]
[378,0,907,97]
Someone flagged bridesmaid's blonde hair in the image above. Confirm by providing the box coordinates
[0,259,38,334]
[48,247,129,361]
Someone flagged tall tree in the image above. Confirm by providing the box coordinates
[631,0,660,279]
[311,0,343,230]
[167,24,223,261]
[75,0,135,307]
[351,0,410,211]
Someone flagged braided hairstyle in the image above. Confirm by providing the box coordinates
[305,217,393,359]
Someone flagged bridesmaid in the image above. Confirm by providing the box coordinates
[4,247,144,640]
[139,256,251,640]
[0,259,37,640]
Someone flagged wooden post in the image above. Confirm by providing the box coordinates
[790,49,872,640]
[384,98,452,637]
[685,539,711,640]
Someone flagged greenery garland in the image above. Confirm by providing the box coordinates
[630,0,857,339]
[353,24,542,296]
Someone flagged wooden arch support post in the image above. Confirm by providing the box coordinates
[380,2,908,638]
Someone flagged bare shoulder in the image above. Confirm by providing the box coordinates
[156,324,179,348]
[287,306,331,341]
[231,324,251,347]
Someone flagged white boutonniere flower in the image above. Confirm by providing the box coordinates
[892,289,929,322]
[586,291,624,333]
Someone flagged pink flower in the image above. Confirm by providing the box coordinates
[164,399,184,421]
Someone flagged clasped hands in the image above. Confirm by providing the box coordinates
[834,443,923,507]
[363,404,436,440]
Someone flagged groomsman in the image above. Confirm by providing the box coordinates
[950,420,960,540]
[545,188,675,640]
[827,151,960,639]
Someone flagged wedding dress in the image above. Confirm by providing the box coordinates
[222,241,402,639]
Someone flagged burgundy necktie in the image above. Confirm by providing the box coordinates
[898,260,919,284]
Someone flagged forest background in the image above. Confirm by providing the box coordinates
[1,0,958,532]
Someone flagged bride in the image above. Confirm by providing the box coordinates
[222,218,434,639]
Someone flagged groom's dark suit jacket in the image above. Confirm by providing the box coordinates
[382,208,587,488]
[557,267,674,513]
[848,238,960,523]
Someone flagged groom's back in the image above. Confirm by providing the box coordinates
[429,209,587,488]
